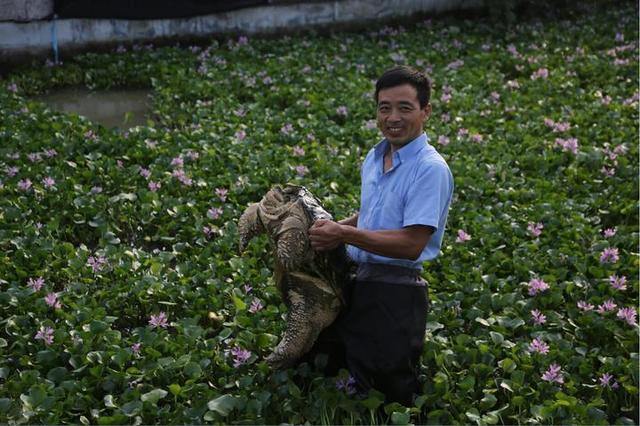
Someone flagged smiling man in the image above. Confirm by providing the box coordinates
[309,65,454,405]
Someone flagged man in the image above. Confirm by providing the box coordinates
[308,65,454,405]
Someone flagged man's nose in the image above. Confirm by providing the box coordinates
[388,108,401,121]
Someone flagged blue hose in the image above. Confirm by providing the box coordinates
[51,14,59,64]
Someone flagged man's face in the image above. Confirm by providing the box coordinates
[376,84,431,148]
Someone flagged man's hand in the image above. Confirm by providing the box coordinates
[309,219,344,251]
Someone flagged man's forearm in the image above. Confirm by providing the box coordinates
[338,213,359,227]
[341,225,432,261]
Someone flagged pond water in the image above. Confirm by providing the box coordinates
[35,87,151,129]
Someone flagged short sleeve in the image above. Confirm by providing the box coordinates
[403,160,453,230]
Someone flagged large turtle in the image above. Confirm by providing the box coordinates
[238,184,354,369]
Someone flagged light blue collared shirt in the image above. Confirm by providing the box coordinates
[347,133,454,270]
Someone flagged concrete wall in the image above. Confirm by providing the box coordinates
[0,0,479,66]
[0,0,53,21]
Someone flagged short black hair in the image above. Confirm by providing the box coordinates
[375,66,431,108]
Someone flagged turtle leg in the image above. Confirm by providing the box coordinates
[275,216,308,271]
[237,203,264,252]
[266,272,342,369]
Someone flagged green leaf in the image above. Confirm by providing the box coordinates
[183,362,202,378]
[46,366,68,383]
[480,392,497,410]
[104,395,118,408]
[207,394,236,417]
[120,400,142,416]
[489,331,504,345]
[0,398,12,413]
[141,389,168,405]
[391,411,410,425]
[168,384,182,396]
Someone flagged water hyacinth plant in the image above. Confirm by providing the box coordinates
[0,2,638,425]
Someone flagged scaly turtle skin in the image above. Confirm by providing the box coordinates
[238,184,353,369]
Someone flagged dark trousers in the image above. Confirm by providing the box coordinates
[303,278,428,406]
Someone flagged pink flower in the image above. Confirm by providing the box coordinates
[440,93,452,103]
[6,83,18,93]
[457,128,469,138]
[597,299,617,314]
[531,68,549,80]
[44,149,57,158]
[527,222,543,237]
[601,166,615,177]
[87,255,108,273]
[506,80,520,90]
[131,343,141,354]
[90,186,103,194]
[280,123,294,135]
[295,165,309,177]
[145,139,158,149]
[44,292,62,309]
[554,137,579,154]
[215,188,228,202]
[17,179,32,191]
[84,130,97,141]
[490,91,500,102]
[27,153,42,163]
[470,133,483,143]
[599,372,619,389]
[170,157,184,168]
[207,207,223,220]
[609,275,627,290]
[544,118,555,128]
[230,347,252,367]
[541,363,564,384]
[139,168,151,178]
[28,277,45,291]
[599,247,619,264]
[603,228,617,238]
[149,312,169,328]
[235,130,246,141]
[446,59,464,70]
[292,146,305,157]
[617,307,637,325]
[35,326,54,345]
[531,309,547,325]
[528,338,550,354]
[362,119,377,131]
[437,135,450,146]
[577,301,595,311]
[336,106,348,116]
[5,166,19,177]
[249,299,264,313]
[148,181,161,192]
[455,229,471,243]
[172,169,192,186]
[527,278,549,296]
[243,284,253,293]
[42,176,56,189]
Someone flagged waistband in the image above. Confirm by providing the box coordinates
[356,262,426,287]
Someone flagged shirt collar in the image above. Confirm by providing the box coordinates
[373,133,428,163]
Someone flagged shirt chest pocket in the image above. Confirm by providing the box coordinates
[379,189,404,229]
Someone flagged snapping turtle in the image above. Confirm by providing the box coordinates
[238,184,353,369]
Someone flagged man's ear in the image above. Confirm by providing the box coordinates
[423,103,432,119]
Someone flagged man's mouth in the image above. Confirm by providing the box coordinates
[387,127,403,135]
